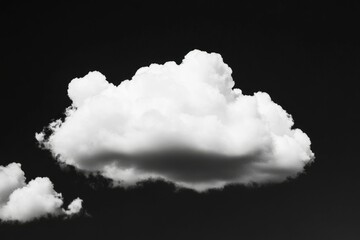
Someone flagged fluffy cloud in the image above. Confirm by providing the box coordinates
[0,163,25,205]
[0,163,82,222]
[37,50,314,191]
[64,197,83,215]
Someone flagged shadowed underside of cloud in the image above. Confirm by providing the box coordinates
[75,149,304,191]
[37,50,314,191]
[0,163,82,222]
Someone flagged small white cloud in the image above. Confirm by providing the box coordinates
[35,132,45,144]
[0,163,25,204]
[37,50,314,191]
[64,197,83,215]
[0,163,83,222]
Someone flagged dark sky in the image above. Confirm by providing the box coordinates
[1,1,359,239]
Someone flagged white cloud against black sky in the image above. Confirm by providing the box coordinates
[37,50,314,191]
[0,163,82,222]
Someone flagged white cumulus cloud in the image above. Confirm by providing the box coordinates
[0,163,25,205]
[64,197,83,215]
[37,49,314,191]
[0,163,82,222]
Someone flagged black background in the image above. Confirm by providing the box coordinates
[1,1,359,239]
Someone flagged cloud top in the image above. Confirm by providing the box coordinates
[0,163,82,222]
[37,50,314,191]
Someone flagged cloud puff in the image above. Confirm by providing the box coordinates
[37,50,314,191]
[64,197,83,215]
[0,163,25,205]
[0,163,82,222]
